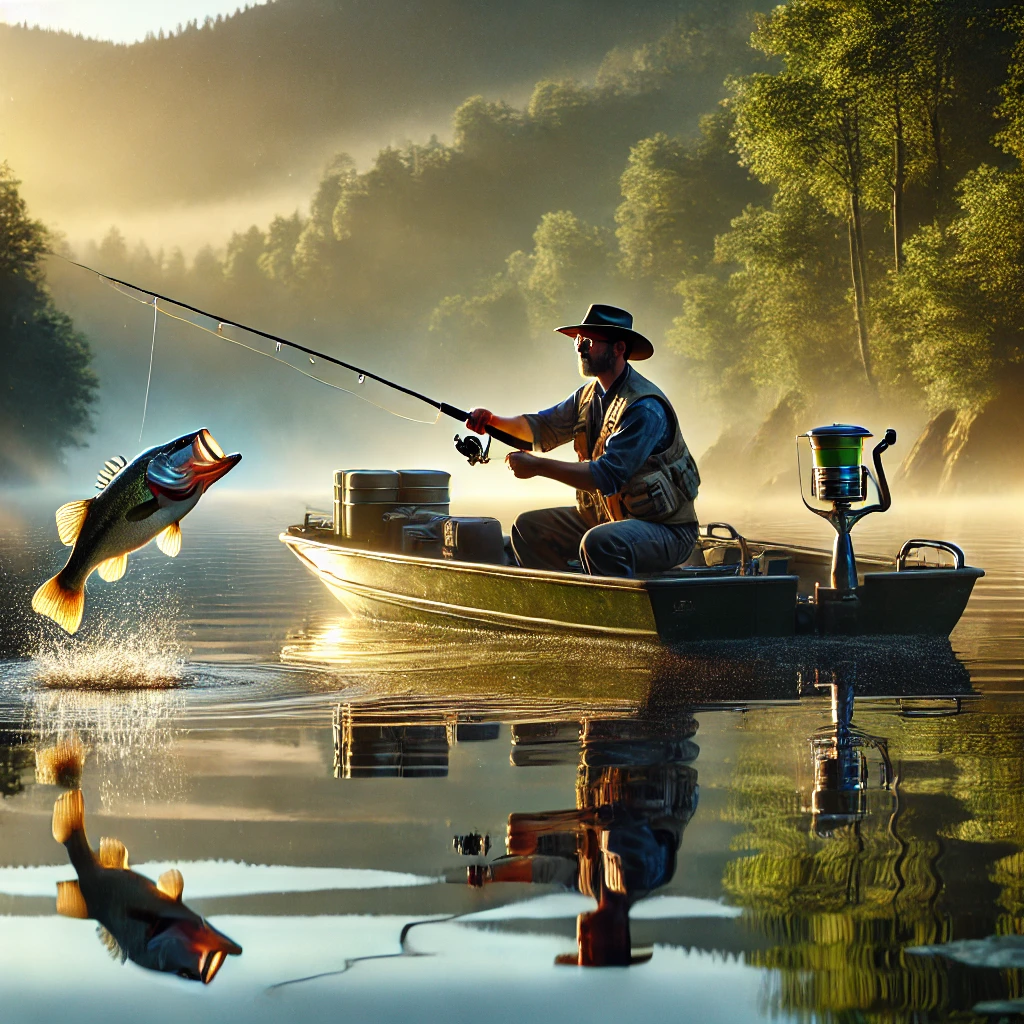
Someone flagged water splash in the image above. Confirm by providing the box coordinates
[31,615,188,690]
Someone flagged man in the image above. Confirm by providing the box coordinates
[465,303,700,578]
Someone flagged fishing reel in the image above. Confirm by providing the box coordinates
[454,433,491,466]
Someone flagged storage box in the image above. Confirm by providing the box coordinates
[442,516,505,564]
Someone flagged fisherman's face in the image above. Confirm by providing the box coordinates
[575,333,617,377]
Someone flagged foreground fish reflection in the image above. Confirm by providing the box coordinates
[470,716,699,967]
[52,790,242,983]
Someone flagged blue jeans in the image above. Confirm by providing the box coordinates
[511,507,699,578]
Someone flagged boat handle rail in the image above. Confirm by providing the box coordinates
[898,697,963,718]
[703,522,753,575]
[896,539,965,571]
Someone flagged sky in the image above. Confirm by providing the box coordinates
[0,0,268,42]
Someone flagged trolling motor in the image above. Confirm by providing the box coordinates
[454,433,491,466]
[797,425,897,624]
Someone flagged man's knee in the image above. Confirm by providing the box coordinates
[579,523,634,578]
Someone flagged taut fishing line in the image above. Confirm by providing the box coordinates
[106,279,440,425]
[49,253,531,452]
[138,296,158,443]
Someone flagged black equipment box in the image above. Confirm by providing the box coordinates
[442,517,505,564]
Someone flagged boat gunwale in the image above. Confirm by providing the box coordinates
[281,530,817,591]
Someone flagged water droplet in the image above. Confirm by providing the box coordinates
[275,341,281,352]
[357,373,365,384]
[309,356,315,365]
[217,323,225,333]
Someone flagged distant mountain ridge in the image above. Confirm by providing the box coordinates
[0,0,698,212]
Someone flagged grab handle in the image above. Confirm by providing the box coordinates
[704,522,752,575]
[896,539,965,571]
[898,697,962,718]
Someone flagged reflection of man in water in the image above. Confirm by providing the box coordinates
[467,719,699,966]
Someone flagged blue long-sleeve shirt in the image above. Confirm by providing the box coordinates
[523,383,674,497]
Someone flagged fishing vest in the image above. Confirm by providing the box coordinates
[573,366,699,527]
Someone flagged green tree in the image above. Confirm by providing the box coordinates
[0,164,96,479]
[731,1,893,390]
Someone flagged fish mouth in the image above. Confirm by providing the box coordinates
[147,429,241,500]
[199,948,227,984]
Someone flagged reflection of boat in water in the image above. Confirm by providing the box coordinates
[284,615,976,707]
[281,427,983,642]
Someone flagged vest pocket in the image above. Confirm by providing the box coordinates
[622,476,674,520]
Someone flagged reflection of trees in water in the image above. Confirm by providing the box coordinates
[722,704,1024,1020]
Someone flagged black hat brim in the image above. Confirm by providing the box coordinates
[554,324,654,360]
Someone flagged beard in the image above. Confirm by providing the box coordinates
[578,347,616,378]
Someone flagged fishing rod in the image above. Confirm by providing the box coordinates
[50,252,531,457]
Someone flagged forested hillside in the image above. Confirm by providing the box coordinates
[0,0,739,211]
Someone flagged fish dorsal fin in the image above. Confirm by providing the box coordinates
[96,925,127,963]
[156,522,182,558]
[56,879,89,919]
[157,868,184,901]
[96,553,129,583]
[95,456,127,491]
[55,500,91,547]
[98,837,129,870]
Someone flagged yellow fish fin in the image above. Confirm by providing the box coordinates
[56,880,89,919]
[55,499,91,546]
[95,553,128,582]
[157,868,184,901]
[97,925,126,963]
[32,575,85,635]
[52,789,85,844]
[98,837,129,870]
[156,522,182,557]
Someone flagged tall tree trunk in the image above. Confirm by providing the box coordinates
[893,96,905,271]
[848,192,875,390]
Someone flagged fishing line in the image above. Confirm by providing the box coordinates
[49,252,530,451]
[264,913,458,993]
[107,279,440,425]
[138,296,159,443]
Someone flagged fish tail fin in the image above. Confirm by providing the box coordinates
[32,573,85,634]
[52,788,85,844]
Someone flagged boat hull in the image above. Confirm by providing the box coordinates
[281,530,799,641]
[281,527,984,642]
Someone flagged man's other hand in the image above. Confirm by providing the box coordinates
[466,408,492,434]
[506,452,541,479]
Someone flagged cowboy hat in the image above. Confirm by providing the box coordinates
[554,304,654,360]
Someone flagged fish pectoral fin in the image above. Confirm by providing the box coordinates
[32,575,85,635]
[52,789,85,844]
[98,837,130,870]
[96,553,129,583]
[157,868,184,901]
[56,880,90,919]
[97,925,127,963]
[125,497,161,522]
[156,522,182,558]
[55,499,91,546]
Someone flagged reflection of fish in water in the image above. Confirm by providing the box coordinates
[32,429,241,634]
[52,789,242,983]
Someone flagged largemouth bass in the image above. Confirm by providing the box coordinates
[52,789,242,983]
[32,429,240,634]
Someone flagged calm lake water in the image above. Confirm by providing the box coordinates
[1,489,1023,1023]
